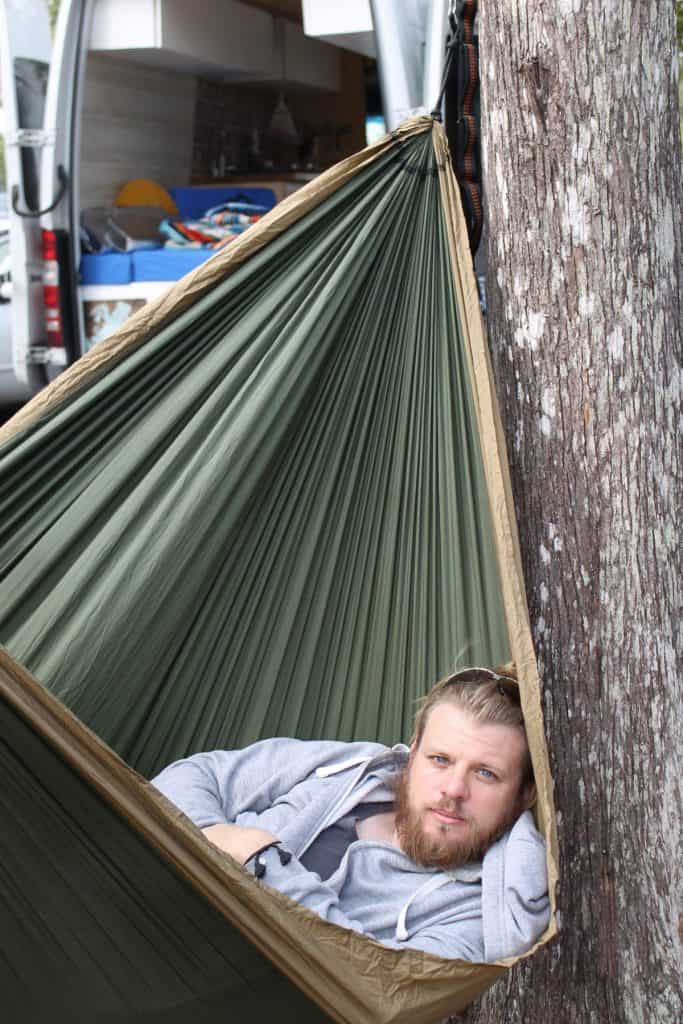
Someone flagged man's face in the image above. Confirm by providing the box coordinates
[394,702,533,869]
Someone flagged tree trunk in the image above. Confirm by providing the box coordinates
[465,3,683,1022]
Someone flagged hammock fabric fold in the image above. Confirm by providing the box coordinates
[0,118,558,1024]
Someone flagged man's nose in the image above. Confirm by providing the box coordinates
[441,766,469,801]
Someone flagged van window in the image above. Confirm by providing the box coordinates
[14,56,49,212]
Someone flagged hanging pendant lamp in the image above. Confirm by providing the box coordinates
[268,16,299,145]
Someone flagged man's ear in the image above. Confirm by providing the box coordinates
[520,782,537,812]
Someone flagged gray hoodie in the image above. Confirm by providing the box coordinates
[152,738,549,962]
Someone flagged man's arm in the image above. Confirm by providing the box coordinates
[202,823,278,863]
[151,737,381,828]
[481,810,550,960]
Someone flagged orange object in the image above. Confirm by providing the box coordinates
[115,179,179,215]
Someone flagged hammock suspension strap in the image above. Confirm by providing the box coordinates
[443,0,483,254]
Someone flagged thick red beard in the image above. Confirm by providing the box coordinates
[393,763,519,870]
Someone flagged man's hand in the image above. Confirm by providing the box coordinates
[202,823,279,864]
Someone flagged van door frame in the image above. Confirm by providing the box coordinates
[40,0,93,371]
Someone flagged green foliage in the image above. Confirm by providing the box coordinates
[47,0,60,34]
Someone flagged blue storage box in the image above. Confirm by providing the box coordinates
[131,247,216,282]
[80,251,133,285]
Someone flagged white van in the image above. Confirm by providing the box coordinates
[0,0,452,405]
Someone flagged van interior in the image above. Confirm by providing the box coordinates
[1,0,377,400]
[76,2,369,348]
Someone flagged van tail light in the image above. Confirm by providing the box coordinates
[42,229,63,347]
[42,230,58,261]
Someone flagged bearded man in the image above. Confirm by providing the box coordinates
[152,667,550,961]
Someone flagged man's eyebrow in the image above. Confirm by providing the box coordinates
[422,747,455,764]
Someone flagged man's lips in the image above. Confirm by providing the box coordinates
[430,808,467,825]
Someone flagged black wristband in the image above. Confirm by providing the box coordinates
[246,841,292,878]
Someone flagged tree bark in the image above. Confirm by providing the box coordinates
[465,2,683,1022]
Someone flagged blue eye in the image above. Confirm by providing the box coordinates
[477,768,496,780]
[430,755,449,766]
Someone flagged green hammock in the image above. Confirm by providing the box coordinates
[0,118,558,1023]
